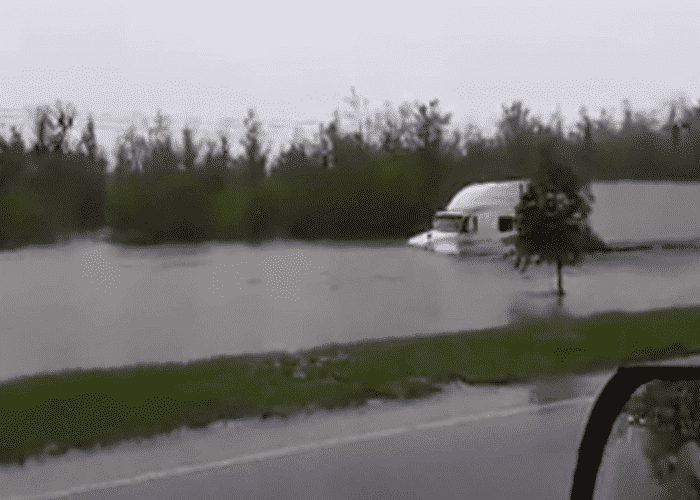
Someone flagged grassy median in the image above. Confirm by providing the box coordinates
[1,306,700,465]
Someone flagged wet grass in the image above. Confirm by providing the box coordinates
[1,306,700,465]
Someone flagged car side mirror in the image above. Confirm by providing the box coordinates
[570,366,700,499]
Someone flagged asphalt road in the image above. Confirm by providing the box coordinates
[65,400,590,500]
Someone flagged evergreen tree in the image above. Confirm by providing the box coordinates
[181,127,198,171]
[413,99,451,153]
[143,111,177,174]
[32,105,54,155]
[80,115,98,160]
[113,140,131,178]
[51,101,76,154]
[240,109,267,184]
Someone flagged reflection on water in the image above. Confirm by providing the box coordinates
[594,380,700,500]
[593,420,699,499]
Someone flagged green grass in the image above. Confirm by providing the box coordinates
[1,306,700,465]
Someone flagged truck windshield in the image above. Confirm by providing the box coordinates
[432,215,462,233]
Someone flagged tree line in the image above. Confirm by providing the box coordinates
[0,102,106,248]
[1,93,699,248]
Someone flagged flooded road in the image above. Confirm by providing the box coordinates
[0,241,699,382]
[0,181,699,381]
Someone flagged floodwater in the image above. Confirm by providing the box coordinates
[0,181,699,382]
[593,421,696,500]
[0,239,698,382]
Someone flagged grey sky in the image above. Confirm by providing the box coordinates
[2,0,700,139]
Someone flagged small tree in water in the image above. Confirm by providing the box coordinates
[510,143,602,295]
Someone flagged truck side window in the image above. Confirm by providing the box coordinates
[498,216,513,232]
[462,216,478,233]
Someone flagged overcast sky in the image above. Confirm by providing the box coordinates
[2,0,700,138]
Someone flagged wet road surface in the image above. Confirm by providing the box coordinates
[1,373,609,500]
[66,399,590,500]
